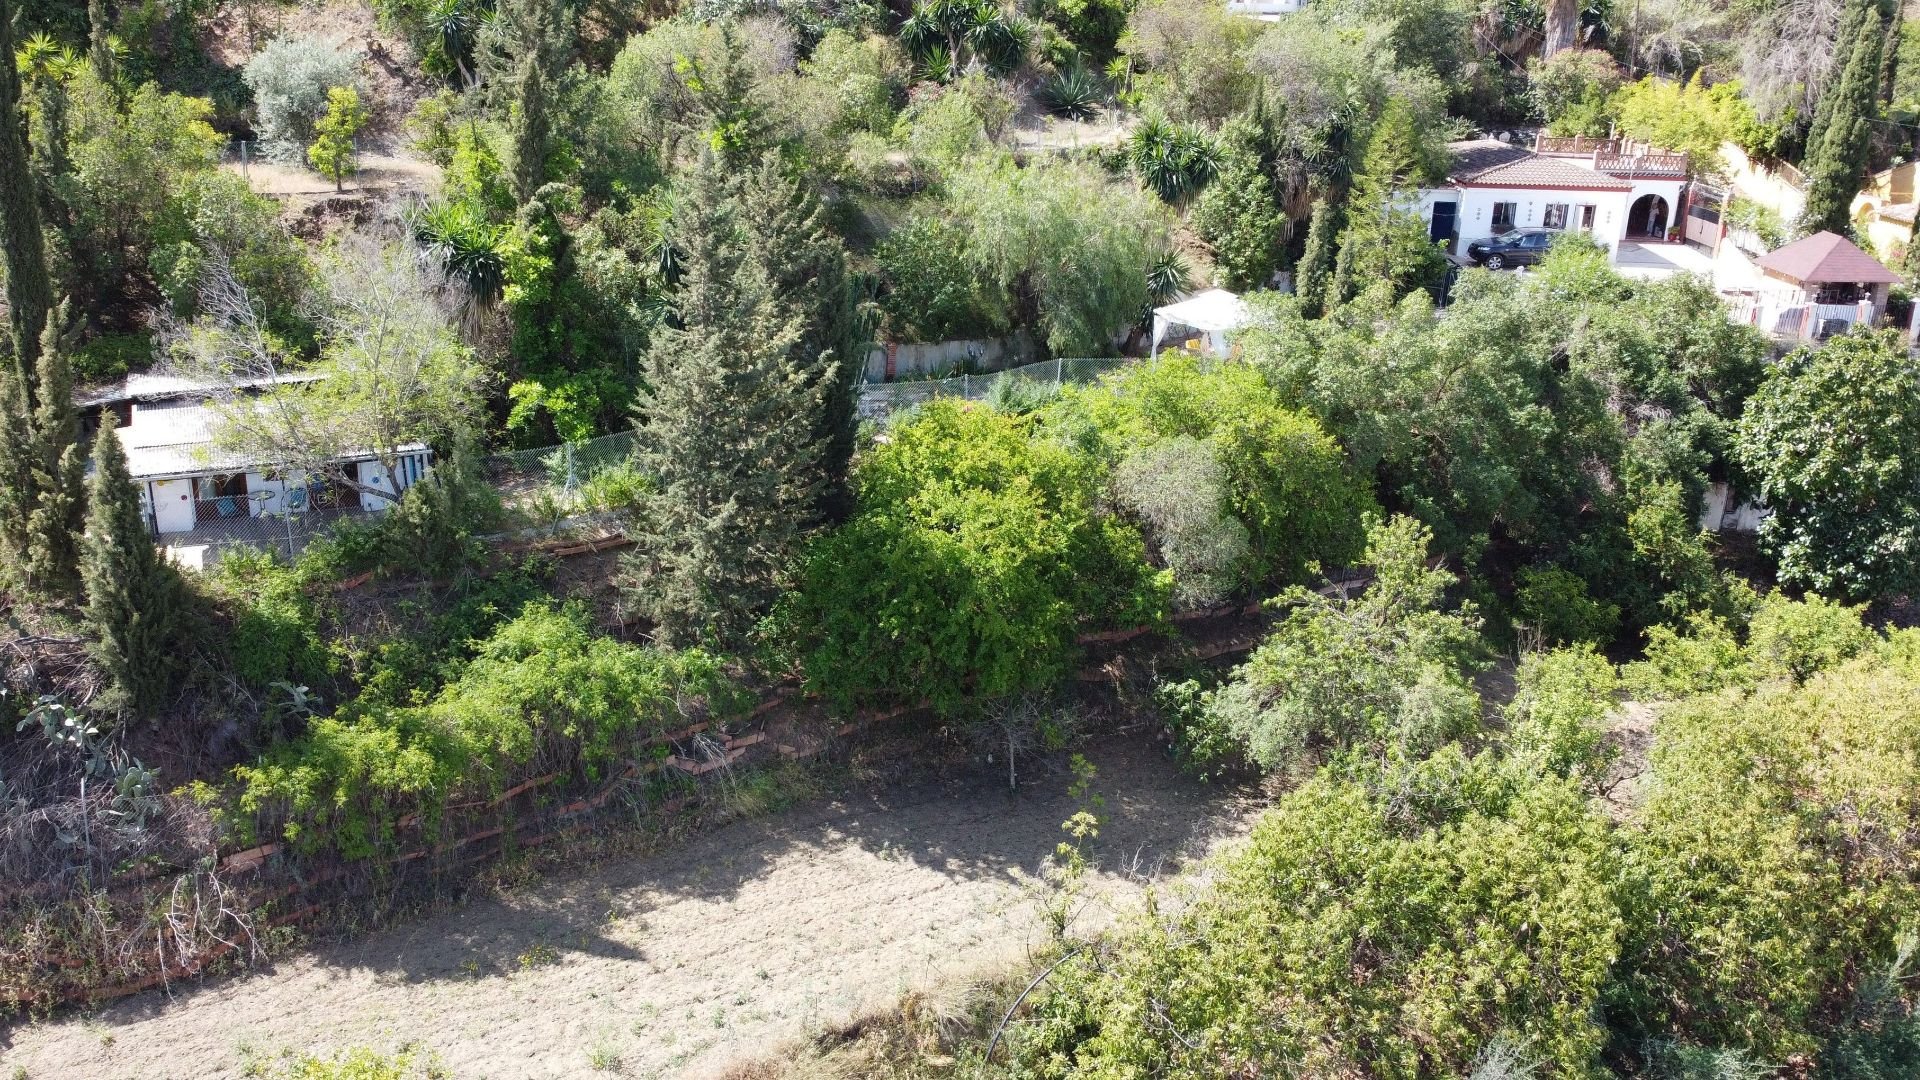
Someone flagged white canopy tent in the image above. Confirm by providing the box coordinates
[1150,289,1252,359]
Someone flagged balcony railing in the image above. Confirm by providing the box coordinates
[1595,152,1689,175]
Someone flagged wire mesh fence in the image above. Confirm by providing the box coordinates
[481,430,641,496]
[857,356,1136,419]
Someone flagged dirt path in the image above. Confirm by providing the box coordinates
[0,739,1262,1080]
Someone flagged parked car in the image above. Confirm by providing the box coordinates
[1465,228,1556,269]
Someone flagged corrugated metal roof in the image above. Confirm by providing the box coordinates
[1754,231,1901,285]
[79,370,324,409]
[118,398,426,481]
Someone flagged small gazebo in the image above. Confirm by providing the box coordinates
[1150,289,1251,359]
[1755,230,1900,303]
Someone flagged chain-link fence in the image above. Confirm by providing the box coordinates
[857,356,1136,419]
[482,430,640,496]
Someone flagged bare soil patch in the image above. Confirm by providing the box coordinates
[0,738,1263,1080]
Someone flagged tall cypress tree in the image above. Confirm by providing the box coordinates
[23,307,86,595]
[1334,98,1446,304]
[495,0,569,204]
[82,420,189,716]
[0,0,54,370]
[1192,114,1287,292]
[0,0,60,583]
[1799,0,1896,235]
[625,155,823,651]
[733,154,869,521]
[88,0,117,86]
[1294,199,1339,317]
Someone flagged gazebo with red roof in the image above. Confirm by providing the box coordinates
[1754,231,1901,310]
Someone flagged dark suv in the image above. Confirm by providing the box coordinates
[1465,228,1556,269]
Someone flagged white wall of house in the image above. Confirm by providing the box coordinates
[1459,186,1633,252]
[1226,0,1303,15]
[354,452,431,513]
[245,471,286,517]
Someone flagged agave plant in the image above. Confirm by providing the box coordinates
[14,32,81,84]
[1040,65,1104,120]
[1128,116,1220,203]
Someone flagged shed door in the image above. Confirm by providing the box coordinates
[151,478,196,534]
[1429,202,1458,245]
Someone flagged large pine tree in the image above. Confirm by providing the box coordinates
[82,420,190,715]
[732,154,868,521]
[1798,0,1896,235]
[625,155,825,650]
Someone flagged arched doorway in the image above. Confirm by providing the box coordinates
[1627,194,1670,240]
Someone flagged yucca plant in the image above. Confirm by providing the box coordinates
[1128,116,1220,203]
[900,0,1030,80]
[1040,64,1104,120]
[412,199,508,313]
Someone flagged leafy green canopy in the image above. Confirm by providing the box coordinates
[1240,255,1766,629]
[236,602,743,859]
[774,400,1167,711]
[1201,515,1482,778]
[1019,749,1621,1076]
[1012,600,1920,1076]
[1736,328,1920,603]
[1043,355,1375,599]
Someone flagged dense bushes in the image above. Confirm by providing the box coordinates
[1047,356,1374,595]
[236,603,744,858]
[1022,751,1621,1076]
[775,400,1167,710]
[1003,608,1920,1077]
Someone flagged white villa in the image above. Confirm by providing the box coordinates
[1414,135,1692,260]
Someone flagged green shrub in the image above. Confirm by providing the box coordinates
[1016,751,1622,1075]
[1611,647,1920,1059]
[1047,357,1375,592]
[774,400,1167,711]
[238,602,744,858]
[1515,565,1621,645]
[211,547,332,689]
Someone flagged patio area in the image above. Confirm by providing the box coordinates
[1613,241,1717,281]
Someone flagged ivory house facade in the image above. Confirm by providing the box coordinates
[1414,136,1692,260]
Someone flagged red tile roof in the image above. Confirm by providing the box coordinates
[1445,139,1632,191]
[1754,231,1902,285]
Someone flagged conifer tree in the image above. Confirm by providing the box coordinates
[0,0,60,582]
[733,154,869,520]
[88,0,117,87]
[625,155,824,650]
[1334,98,1445,303]
[1294,199,1339,317]
[0,0,54,371]
[1192,115,1287,292]
[1798,0,1896,235]
[82,420,190,715]
[23,308,86,596]
[492,0,570,204]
